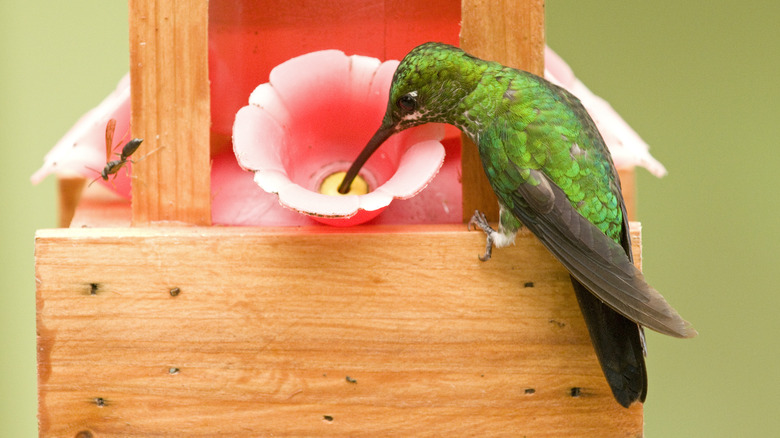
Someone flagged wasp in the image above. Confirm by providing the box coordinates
[88,118,144,186]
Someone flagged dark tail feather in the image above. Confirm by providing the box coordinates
[571,277,647,407]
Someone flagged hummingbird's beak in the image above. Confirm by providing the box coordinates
[337,123,396,194]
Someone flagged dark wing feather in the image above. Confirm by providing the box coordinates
[512,167,652,405]
[511,169,696,338]
[571,278,647,406]
[572,173,647,407]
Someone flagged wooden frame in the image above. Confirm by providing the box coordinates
[36,0,644,435]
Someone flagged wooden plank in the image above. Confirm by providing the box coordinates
[57,177,86,228]
[36,225,643,437]
[618,168,637,220]
[128,0,211,225]
[460,0,546,222]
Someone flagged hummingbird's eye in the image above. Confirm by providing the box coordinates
[397,93,417,112]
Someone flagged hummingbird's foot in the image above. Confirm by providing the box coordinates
[468,210,495,262]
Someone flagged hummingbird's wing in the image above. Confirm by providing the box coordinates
[515,163,652,406]
[506,166,695,338]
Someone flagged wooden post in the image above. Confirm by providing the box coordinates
[129,0,211,225]
[460,0,546,221]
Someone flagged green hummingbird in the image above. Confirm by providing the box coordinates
[338,42,696,407]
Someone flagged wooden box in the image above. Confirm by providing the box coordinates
[35,1,643,436]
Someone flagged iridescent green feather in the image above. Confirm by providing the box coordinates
[447,60,624,242]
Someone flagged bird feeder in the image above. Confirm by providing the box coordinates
[35,0,644,436]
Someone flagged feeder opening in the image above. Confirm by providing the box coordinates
[319,171,368,196]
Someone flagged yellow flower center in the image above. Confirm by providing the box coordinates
[319,171,368,196]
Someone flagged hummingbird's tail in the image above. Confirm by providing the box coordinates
[571,277,647,408]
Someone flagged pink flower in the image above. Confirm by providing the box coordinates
[31,74,133,196]
[232,50,448,226]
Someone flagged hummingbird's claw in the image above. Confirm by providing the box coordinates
[478,244,493,262]
[468,210,495,262]
[467,210,492,232]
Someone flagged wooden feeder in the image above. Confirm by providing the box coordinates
[36,0,644,436]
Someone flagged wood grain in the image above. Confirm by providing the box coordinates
[461,0,546,75]
[460,0,546,222]
[618,168,637,220]
[57,177,86,227]
[36,225,643,437]
[128,0,211,225]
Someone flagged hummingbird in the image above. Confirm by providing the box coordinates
[338,42,696,407]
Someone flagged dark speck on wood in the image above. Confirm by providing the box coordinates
[549,319,566,328]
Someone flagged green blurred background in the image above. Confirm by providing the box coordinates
[1,1,777,436]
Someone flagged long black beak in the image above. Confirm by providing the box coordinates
[337,124,396,194]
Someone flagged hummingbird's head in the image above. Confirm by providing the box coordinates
[383,42,484,132]
[338,42,482,194]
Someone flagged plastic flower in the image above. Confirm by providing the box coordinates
[31,74,133,196]
[232,50,447,226]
